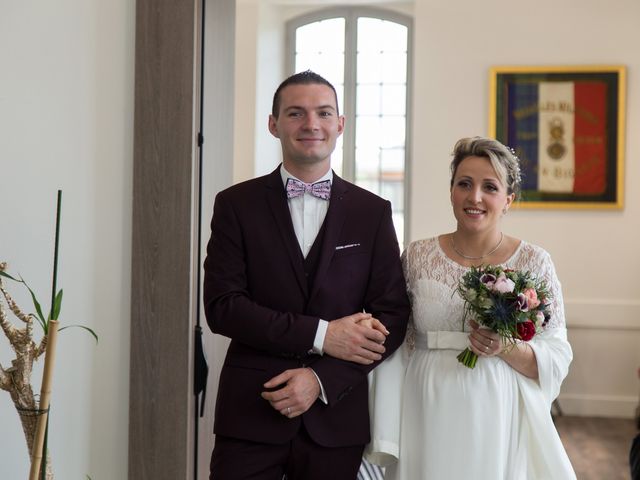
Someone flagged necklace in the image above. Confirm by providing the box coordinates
[451,232,504,260]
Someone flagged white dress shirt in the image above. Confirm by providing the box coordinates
[280,165,331,402]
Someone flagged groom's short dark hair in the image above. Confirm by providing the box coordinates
[271,70,339,118]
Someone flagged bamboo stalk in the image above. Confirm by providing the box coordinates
[28,319,59,480]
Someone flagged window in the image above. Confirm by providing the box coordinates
[288,8,412,245]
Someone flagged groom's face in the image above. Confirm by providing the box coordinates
[268,83,344,170]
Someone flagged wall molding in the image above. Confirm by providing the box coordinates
[558,392,637,418]
[565,298,640,330]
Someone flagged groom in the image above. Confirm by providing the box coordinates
[203,70,409,480]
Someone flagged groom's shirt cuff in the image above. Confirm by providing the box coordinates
[310,319,329,404]
[309,368,328,404]
[312,319,328,355]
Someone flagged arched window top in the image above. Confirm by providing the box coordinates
[286,6,412,31]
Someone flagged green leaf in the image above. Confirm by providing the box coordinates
[51,289,63,320]
[0,270,48,331]
[58,324,99,344]
[19,276,47,331]
[0,270,21,282]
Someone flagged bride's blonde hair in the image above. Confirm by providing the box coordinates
[450,136,522,198]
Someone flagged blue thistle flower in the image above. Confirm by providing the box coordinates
[489,297,513,328]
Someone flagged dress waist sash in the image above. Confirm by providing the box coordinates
[414,331,469,351]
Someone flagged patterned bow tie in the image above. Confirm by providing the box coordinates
[285,178,331,200]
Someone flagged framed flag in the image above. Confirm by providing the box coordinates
[489,65,626,209]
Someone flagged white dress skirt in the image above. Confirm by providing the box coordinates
[365,237,576,480]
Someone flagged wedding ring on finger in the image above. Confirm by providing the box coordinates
[485,345,489,352]
[286,407,291,416]
[490,339,494,346]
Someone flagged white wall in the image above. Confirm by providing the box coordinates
[237,0,640,418]
[0,1,134,478]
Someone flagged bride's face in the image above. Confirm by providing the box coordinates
[450,155,514,234]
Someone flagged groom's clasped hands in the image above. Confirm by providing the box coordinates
[261,312,389,418]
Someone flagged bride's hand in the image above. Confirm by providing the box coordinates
[468,319,501,356]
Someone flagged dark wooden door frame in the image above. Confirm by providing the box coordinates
[129,0,200,478]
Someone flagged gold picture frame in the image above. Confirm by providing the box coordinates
[489,65,626,209]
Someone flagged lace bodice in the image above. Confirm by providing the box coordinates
[401,237,566,338]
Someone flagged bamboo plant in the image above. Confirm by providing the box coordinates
[0,191,97,479]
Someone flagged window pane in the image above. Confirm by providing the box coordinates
[356,85,381,116]
[357,18,407,53]
[381,116,405,148]
[296,19,345,55]
[355,116,381,148]
[357,52,382,84]
[381,53,407,83]
[357,18,383,53]
[381,148,404,175]
[381,85,406,116]
[355,146,380,180]
[380,21,407,52]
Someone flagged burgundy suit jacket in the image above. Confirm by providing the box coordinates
[203,167,410,448]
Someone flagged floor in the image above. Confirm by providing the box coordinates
[555,415,638,480]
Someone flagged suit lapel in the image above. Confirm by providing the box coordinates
[265,167,309,298]
[308,173,349,305]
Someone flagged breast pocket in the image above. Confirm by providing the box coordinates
[332,245,369,259]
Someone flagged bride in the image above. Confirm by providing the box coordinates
[366,137,575,479]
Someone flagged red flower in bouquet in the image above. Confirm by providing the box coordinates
[516,321,536,341]
[456,265,552,369]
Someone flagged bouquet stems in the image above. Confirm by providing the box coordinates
[457,348,478,369]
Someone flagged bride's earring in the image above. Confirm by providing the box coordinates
[502,206,508,215]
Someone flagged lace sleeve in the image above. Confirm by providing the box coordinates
[516,244,566,330]
[401,246,415,352]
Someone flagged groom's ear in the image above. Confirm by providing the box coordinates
[337,115,345,135]
[268,115,280,138]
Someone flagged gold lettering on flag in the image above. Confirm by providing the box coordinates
[538,82,575,193]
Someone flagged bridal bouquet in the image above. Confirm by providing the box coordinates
[456,265,552,369]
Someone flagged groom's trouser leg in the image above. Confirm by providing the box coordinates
[285,424,365,480]
[209,435,287,480]
[210,425,364,480]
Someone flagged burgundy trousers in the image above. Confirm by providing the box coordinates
[210,424,364,480]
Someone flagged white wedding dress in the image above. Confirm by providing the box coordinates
[366,237,576,480]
